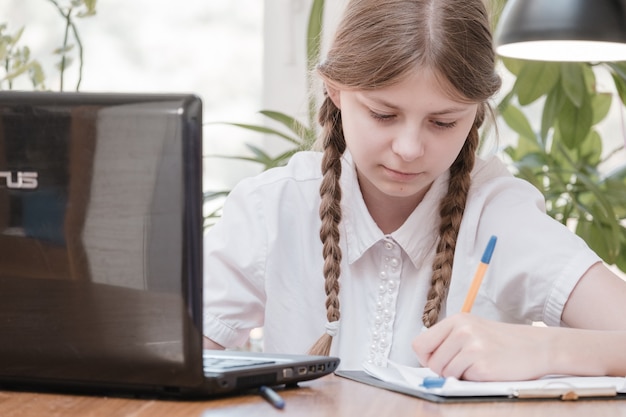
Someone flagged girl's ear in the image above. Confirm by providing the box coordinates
[325,82,341,109]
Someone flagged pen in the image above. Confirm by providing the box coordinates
[259,385,285,409]
[461,235,497,313]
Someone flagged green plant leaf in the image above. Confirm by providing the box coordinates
[203,190,230,201]
[55,56,74,71]
[53,44,75,55]
[500,57,524,76]
[610,71,626,106]
[576,218,620,264]
[212,144,297,170]
[507,152,548,191]
[578,129,602,166]
[259,110,315,145]
[244,143,280,168]
[28,61,45,88]
[617,243,626,272]
[576,172,620,224]
[604,163,626,183]
[516,168,544,191]
[581,63,596,94]
[10,26,25,44]
[560,63,586,107]
[540,84,565,141]
[557,95,593,149]
[606,61,626,81]
[514,60,560,105]
[574,180,623,263]
[271,148,300,166]
[4,67,25,81]
[75,0,98,17]
[306,0,324,72]
[213,149,276,170]
[591,92,612,125]
[211,121,301,146]
[499,102,537,142]
[600,165,626,218]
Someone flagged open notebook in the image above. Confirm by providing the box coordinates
[0,91,339,398]
[337,361,626,403]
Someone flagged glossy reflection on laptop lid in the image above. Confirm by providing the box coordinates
[0,91,338,398]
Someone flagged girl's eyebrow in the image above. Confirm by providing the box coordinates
[361,93,473,115]
[429,106,474,116]
[360,94,400,110]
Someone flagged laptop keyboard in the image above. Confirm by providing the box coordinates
[203,353,276,372]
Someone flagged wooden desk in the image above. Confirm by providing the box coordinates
[0,374,623,417]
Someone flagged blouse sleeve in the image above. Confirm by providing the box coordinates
[448,159,601,326]
[203,178,268,347]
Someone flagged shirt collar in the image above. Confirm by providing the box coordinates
[341,152,449,268]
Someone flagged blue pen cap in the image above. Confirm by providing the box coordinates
[422,376,447,388]
[480,235,498,264]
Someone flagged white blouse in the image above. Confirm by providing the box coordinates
[203,151,600,370]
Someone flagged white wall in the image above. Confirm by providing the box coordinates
[258,0,347,159]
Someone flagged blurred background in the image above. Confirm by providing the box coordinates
[0,0,265,192]
[1,0,625,282]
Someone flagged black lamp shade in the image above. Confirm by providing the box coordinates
[495,0,626,62]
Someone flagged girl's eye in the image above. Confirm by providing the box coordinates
[433,120,457,129]
[370,111,395,122]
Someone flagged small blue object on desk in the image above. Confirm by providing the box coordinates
[422,377,447,389]
[259,385,285,409]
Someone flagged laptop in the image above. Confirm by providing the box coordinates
[0,91,339,398]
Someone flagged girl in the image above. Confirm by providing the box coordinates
[203,0,626,381]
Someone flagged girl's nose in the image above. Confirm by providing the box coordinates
[391,127,425,162]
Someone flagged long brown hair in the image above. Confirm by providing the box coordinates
[309,0,502,355]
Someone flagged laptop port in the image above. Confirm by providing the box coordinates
[297,366,307,375]
[317,364,326,372]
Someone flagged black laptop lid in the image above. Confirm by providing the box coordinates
[0,91,204,393]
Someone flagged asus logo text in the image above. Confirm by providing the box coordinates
[0,171,39,190]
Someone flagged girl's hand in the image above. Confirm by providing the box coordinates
[412,314,553,381]
[412,264,626,381]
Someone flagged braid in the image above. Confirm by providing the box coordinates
[422,121,479,328]
[309,96,346,356]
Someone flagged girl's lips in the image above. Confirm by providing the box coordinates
[383,166,420,181]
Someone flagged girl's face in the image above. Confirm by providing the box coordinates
[327,68,478,209]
